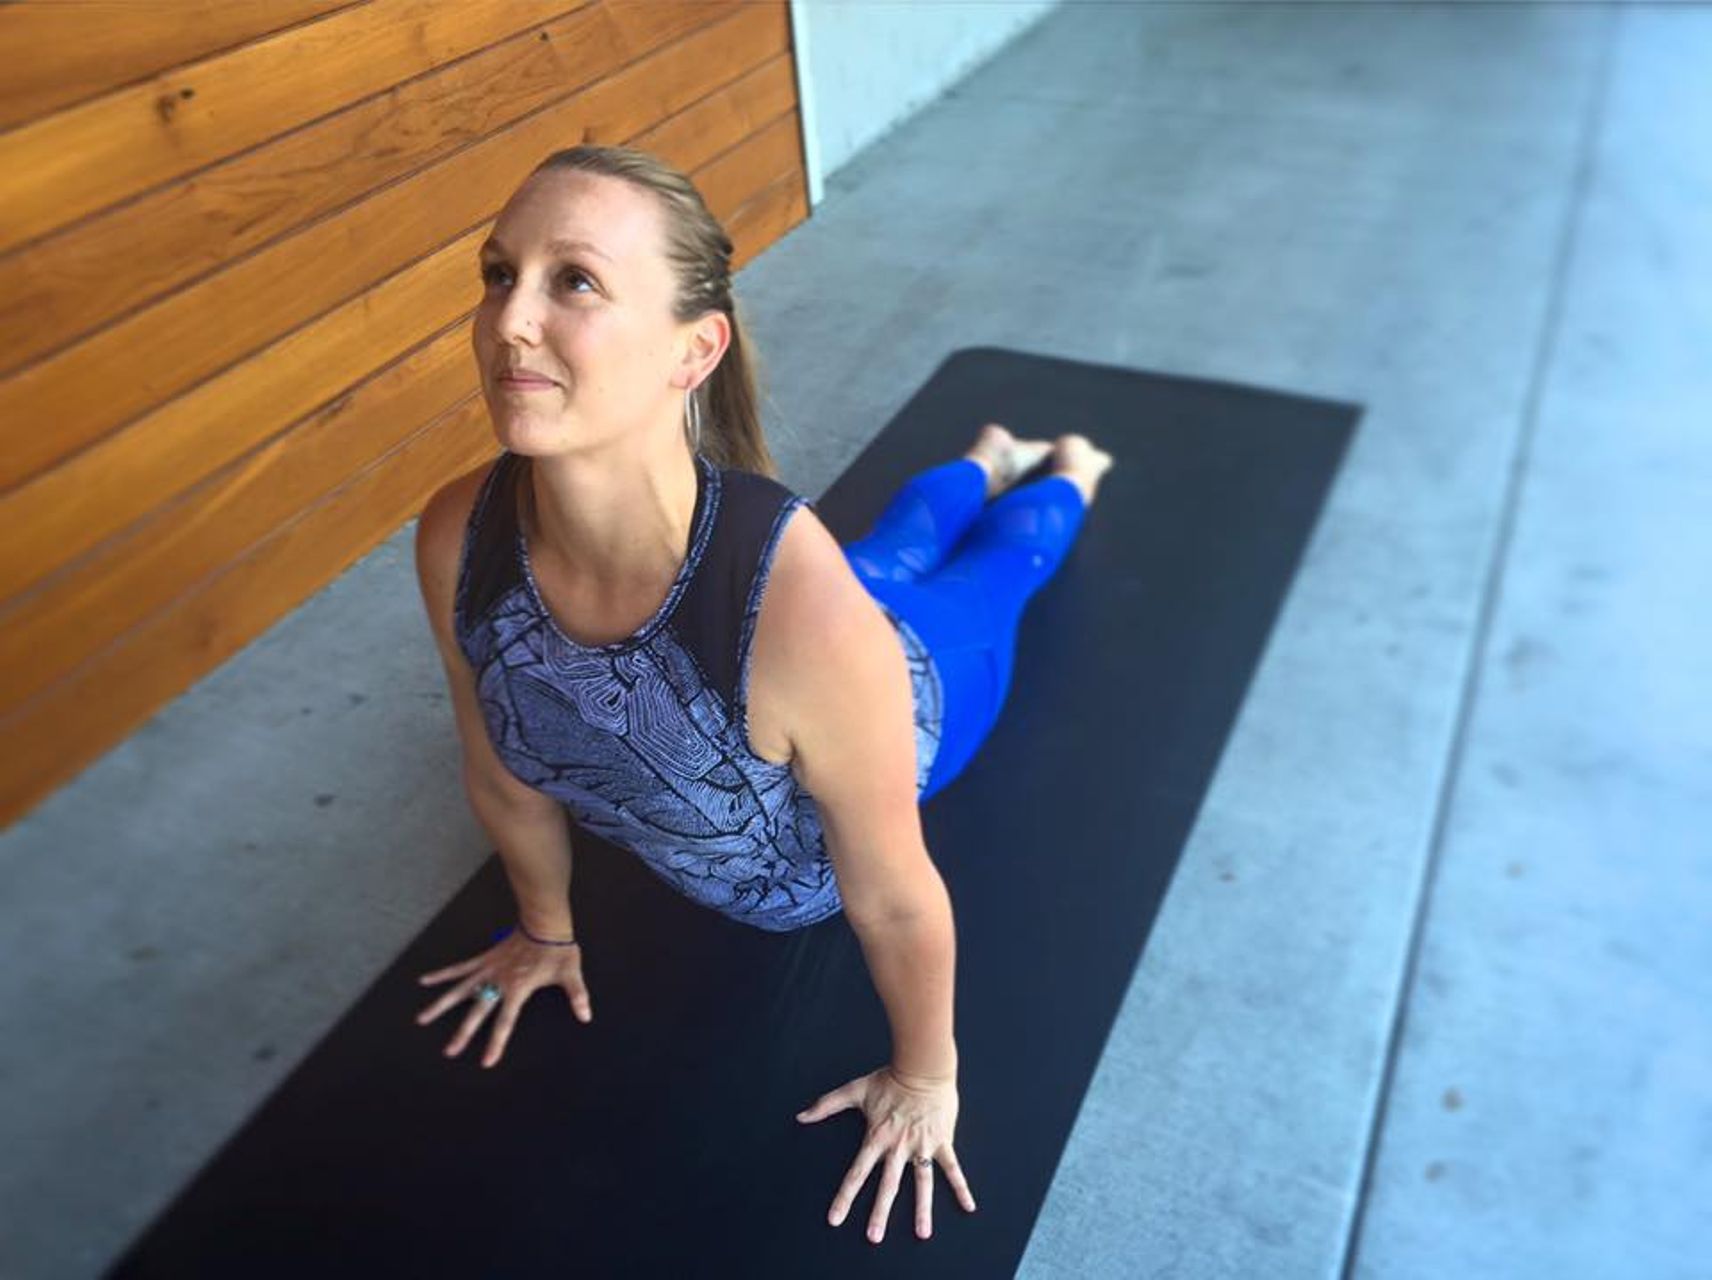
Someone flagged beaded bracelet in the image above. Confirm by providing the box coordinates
[490,921,580,947]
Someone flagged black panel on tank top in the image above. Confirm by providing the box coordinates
[670,466,802,714]
[453,451,524,646]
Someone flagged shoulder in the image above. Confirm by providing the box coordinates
[750,497,909,724]
[418,453,505,546]
[760,496,867,636]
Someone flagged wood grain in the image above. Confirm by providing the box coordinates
[0,1,812,826]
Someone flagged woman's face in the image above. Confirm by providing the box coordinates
[472,169,695,457]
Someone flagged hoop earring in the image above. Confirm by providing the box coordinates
[684,385,703,453]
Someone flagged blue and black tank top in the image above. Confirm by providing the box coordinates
[452,450,944,933]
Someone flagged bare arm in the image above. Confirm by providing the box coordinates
[753,506,958,1081]
[414,469,577,938]
[465,788,577,939]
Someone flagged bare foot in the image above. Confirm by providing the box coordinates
[964,422,1056,499]
[1048,433,1114,507]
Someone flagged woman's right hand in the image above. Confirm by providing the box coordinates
[415,927,593,1068]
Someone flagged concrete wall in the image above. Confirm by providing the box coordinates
[790,0,1061,204]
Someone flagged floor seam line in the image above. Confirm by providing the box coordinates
[1333,9,1623,1279]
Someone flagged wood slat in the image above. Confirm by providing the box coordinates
[1,397,498,825]
[729,162,810,269]
[0,0,591,254]
[0,2,788,488]
[0,154,808,828]
[632,54,801,182]
[0,0,363,131]
[0,318,473,709]
[690,111,806,224]
[0,0,740,378]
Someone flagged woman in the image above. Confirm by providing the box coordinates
[410,145,1112,1245]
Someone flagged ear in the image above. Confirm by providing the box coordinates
[676,308,732,390]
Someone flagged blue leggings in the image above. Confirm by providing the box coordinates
[843,457,1088,801]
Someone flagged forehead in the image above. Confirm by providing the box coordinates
[488,170,666,274]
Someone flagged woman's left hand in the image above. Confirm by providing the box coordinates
[795,1064,978,1242]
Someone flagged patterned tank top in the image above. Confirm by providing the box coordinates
[452,450,944,933]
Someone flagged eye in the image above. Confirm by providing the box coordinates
[478,262,595,294]
[558,267,595,294]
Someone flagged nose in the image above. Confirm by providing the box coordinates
[492,276,544,347]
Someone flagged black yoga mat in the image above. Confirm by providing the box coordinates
[107,347,1357,1278]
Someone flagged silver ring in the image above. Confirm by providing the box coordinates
[913,1156,932,1167]
[475,981,502,1005]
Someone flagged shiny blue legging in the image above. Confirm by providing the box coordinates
[843,457,1088,801]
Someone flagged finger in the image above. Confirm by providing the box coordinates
[417,957,481,986]
[866,1146,909,1244]
[915,1155,935,1239]
[941,1146,977,1212]
[827,1141,885,1228]
[416,977,479,1027]
[797,1085,854,1125]
[564,981,593,1024]
[482,998,520,1068]
[445,989,497,1057]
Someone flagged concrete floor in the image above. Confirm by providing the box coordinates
[2,4,1707,1277]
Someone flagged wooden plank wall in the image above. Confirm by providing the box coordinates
[0,0,812,828]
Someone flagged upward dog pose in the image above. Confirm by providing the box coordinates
[410,145,1112,1247]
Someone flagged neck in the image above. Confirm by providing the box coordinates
[522,438,700,595]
